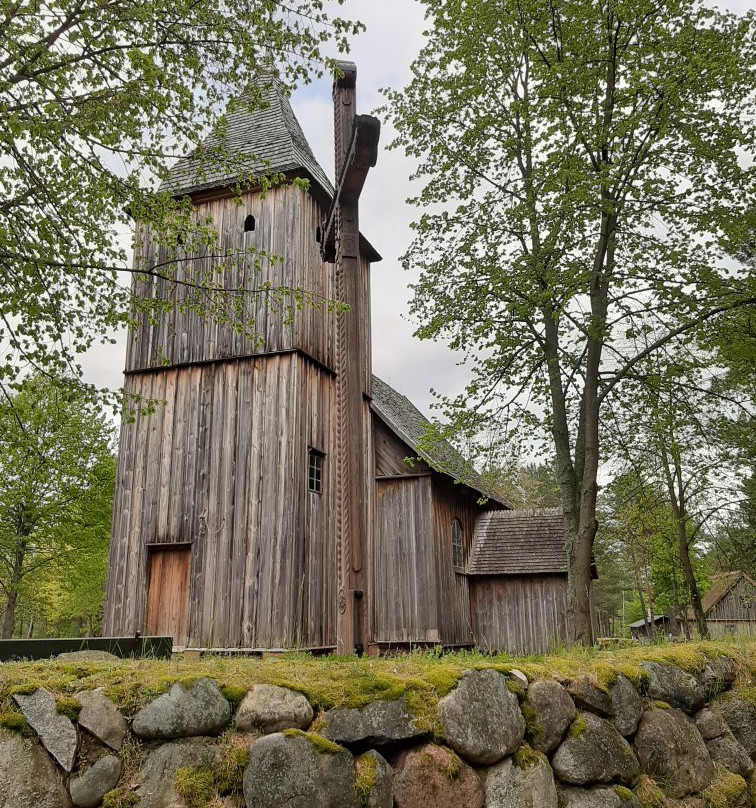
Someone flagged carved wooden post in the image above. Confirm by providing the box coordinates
[328,62,380,654]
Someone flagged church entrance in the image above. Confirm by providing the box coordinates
[145,545,191,648]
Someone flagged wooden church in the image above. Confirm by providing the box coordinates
[103,64,571,655]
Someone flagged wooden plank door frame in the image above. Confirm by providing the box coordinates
[145,542,193,648]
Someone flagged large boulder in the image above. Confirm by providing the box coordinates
[437,669,526,764]
[393,743,484,808]
[610,676,642,737]
[0,728,71,808]
[243,731,357,808]
[135,737,219,808]
[697,656,736,699]
[558,785,640,808]
[525,680,576,754]
[633,707,714,798]
[483,752,558,808]
[715,697,756,759]
[568,677,614,717]
[706,734,754,778]
[640,663,706,713]
[76,689,128,750]
[356,749,393,808]
[234,684,313,734]
[13,688,78,772]
[69,755,121,808]
[131,678,231,739]
[320,699,424,749]
[551,712,639,786]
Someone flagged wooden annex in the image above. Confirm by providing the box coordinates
[691,571,756,637]
[103,65,573,655]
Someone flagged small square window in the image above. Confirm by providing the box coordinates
[308,449,324,494]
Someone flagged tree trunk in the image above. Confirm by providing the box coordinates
[661,445,708,638]
[1,543,26,639]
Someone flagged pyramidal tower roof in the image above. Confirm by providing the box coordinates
[161,77,334,199]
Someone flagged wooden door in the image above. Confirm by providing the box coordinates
[145,547,191,647]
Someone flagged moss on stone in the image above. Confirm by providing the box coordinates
[219,683,247,708]
[521,701,545,747]
[567,713,588,739]
[282,728,344,755]
[648,700,672,710]
[506,678,527,700]
[55,696,81,721]
[513,743,542,770]
[0,711,29,735]
[101,789,140,808]
[613,785,636,802]
[355,753,377,806]
[174,765,215,808]
[702,765,748,808]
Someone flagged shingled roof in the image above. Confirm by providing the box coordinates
[370,376,508,506]
[160,77,333,199]
[467,508,567,575]
[702,571,755,613]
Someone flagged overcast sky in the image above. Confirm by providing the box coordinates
[80,0,754,418]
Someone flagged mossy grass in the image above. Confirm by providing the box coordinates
[702,765,748,808]
[102,789,140,808]
[567,713,588,739]
[281,728,344,755]
[214,730,250,794]
[634,774,677,808]
[613,785,635,802]
[174,766,215,808]
[355,752,378,806]
[219,683,247,708]
[0,639,752,727]
[0,711,29,734]
[55,695,81,720]
[513,743,542,769]
[647,700,672,710]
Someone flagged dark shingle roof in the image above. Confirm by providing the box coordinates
[370,376,508,506]
[160,78,333,199]
[467,508,566,575]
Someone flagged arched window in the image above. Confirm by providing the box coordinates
[244,214,255,232]
[452,518,463,570]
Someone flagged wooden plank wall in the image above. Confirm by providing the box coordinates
[126,187,335,373]
[372,476,439,643]
[470,574,568,654]
[429,476,479,646]
[103,353,335,649]
[374,418,429,477]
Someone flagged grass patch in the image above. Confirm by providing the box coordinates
[102,789,139,808]
[0,711,29,734]
[0,639,752,734]
[513,743,542,769]
[174,766,215,808]
[214,732,250,794]
[219,684,247,709]
[355,752,377,806]
[702,765,748,808]
[634,774,678,808]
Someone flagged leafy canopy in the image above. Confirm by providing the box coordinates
[0,0,359,391]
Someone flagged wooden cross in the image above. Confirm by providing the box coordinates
[322,62,380,655]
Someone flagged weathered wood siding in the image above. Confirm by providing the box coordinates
[126,187,335,372]
[707,576,756,636]
[470,575,568,654]
[429,476,480,646]
[374,418,429,477]
[372,476,439,643]
[103,353,336,649]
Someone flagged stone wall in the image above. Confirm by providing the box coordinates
[1,652,755,807]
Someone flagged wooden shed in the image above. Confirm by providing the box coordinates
[467,509,571,654]
[629,614,681,643]
[695,571,756,637]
